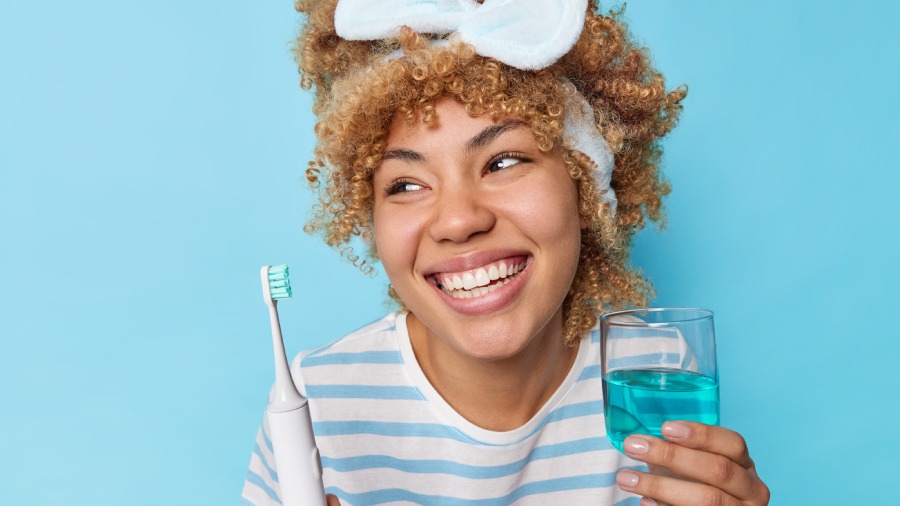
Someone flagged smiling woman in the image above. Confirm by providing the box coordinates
[375,99,584,430]
[241,1,770,505]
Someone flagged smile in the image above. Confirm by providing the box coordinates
[431,256,528,299]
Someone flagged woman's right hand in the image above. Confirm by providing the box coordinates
[326,494,341,506]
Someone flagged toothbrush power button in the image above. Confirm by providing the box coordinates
[311,447,323,478]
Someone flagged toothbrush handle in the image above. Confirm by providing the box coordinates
[267,403,327,506]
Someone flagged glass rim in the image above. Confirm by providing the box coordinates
[600,307,714,327]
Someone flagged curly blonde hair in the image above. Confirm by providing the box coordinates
[293,0,686,345]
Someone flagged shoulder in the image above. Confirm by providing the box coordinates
[297,311,403,362]
[288,312,406,394]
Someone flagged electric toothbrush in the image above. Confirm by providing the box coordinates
[260,264,327,506]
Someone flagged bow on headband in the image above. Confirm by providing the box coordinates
[334,0,588,70]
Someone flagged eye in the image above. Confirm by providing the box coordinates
[385,178,424,196]
[486,152,529,173]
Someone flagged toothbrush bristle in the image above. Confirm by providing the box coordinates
[267,264,292,299]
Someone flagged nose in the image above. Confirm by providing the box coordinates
[428,184,496,244]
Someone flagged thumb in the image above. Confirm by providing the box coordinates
[326,493,341,506]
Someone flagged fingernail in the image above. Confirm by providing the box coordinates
[662,421,690,439]
[640,498,658,506]
[623,436,649,455]
[616,470,639,487]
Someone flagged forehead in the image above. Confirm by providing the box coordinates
[384,97,515,150]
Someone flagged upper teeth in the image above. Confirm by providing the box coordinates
[436,259,526,292]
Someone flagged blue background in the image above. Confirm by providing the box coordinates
[1,1,897,504]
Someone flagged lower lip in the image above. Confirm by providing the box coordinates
[429,259,532,315]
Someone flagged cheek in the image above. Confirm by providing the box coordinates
[506,179,582,250]
[373,205,422,282]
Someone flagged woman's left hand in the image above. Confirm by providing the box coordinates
[615,421,770,506]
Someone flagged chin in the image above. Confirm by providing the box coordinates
[444,320,536,362]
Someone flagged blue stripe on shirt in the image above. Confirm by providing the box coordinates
[321,437,607,478]
[545,401,603,423]
[313,421,475,443]
[253,442,278,482]
[578,364,602,381]
[262,425,274,454]
[313,402,605,445]
[609,327,680,339]
[245,470,282,504]
[302,350,404,367]
[305,384,426,400]
[505,401,606,445]
[326,471,623,505]
[608,352,681,369]
[300,319,397,361]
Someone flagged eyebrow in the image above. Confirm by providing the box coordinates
[465,119,528,154]
[381,148,425,163]
[380,119,529,164]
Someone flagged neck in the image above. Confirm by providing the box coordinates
[407,311,580,432]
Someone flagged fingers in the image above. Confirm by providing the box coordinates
[617,468,742,506]
[617,422,770,505]
[661,421,753,468]
[326,493,341,506]
[621,435,757,500]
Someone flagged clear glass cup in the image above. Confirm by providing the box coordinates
[600,308,719,452]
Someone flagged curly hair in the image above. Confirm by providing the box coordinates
[292,0,686,346]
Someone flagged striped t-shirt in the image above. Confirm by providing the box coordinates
[243,311,672,505]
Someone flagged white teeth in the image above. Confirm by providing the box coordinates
[475,268,490,287]
[437,258,529,298]
[444,271,517,298]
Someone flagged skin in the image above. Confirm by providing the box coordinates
[372,97,584,431]
[324,97,770,505]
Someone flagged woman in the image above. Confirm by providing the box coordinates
[243,1,770,504]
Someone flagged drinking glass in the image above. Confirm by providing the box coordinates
[600,308,719,452]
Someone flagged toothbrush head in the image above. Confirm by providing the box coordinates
[261,264,292,303]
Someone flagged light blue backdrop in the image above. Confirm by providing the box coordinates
[1,1,897,504]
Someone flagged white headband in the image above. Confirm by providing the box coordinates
[334,0,617,214]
